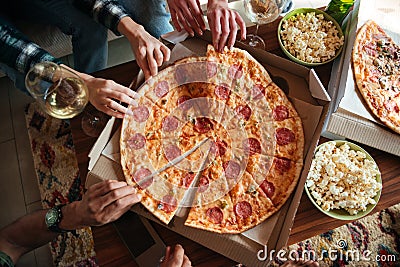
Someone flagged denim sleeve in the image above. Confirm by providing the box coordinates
[73,0,129,35]
[0,19,61,75]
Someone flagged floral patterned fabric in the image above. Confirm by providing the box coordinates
[25,102,98,267]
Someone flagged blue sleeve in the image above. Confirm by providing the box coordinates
[73,0,129,35]
[0,17,62,76]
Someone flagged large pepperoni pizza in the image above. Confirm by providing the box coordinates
[120,45,304,233]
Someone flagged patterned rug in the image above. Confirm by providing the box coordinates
[271,204,400,266]
[25,102,98,267]
[25,102,400,267]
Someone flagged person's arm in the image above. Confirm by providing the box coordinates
[0,17,61,77]
[0,180,141,265]
[74,0,170,80]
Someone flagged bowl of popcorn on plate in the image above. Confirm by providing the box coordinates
[278,8,344,67]
[305,140,382,220]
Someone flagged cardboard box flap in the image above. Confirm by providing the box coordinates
[88,117,115,171]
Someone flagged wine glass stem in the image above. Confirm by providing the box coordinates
[254,23,260,37]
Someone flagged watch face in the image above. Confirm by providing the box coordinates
[45,209,58,227]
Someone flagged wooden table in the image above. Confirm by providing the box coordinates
[70,19,400,266]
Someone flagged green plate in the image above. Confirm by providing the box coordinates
[277,8,344,67]
[305,140,382,221]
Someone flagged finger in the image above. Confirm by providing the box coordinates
[171,244,185,265]
[164,246,171,261]
[176,7,194,36]
[195,0,206,30]
[89,180,128,197]
[170,9,182,32]
[102,106,125,119]
[210,15,221,51]
[182,255,192,267]
[100,85,134,105]
[106,100,129,115]
[227,13,238,49]
[161,45,171,62]
[218,13,230,52]
[235,13,247,40]
[154,48,164,67]
[100,185,139,208]
[136,48,152,80]
[186,0,204,35]
[101,193,142,223]
[147,49,159,77]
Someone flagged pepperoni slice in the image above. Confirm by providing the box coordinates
[252,84,265,100]
[228,64,243,79]
[223,160,241,180]
[207,62,217,78]
[177,95,192,111]
[243,138,261,156]
[210,139,227,156]
[234,201,252,219]
[162,116,179,132]
[275,128,295,146]
[274,157,291,173]
[160,195,178,213]
[127,133,146,149]
[260,180,275,199]
[206,207,223,224]
[198,175,209,193]
[235,105,252,121]
[175,65,188,84]
[133,168,153,189]
[194,117,213,134]
[183,172,195,188]
[164,144,181,161]
[132,106,149,122]
[273,105,289,121]
[154,80,169,98]
[215,83,231,100]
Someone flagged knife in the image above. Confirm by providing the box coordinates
[134,137,210,188]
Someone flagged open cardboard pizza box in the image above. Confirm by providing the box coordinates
[85,36,331,266]
[324,0,400,156]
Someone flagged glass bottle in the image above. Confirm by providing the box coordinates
[325,0,355,24]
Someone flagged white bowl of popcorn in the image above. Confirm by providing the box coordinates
[278,8,344,67]
[305,140,382,220]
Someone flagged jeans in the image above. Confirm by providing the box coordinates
[1,0,172,93]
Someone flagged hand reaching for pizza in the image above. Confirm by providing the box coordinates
[167,0,206,37]
[61,180,142,229]
[207,0,246,52]
[60,64,137,118]
[160,244,192,267]
[117,17,171,80]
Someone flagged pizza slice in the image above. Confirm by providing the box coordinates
[273,117,304,162]
[228,172,278,232]
[184,193,239,233]
[258,156,303,209]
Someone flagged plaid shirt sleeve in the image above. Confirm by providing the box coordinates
[74,0,129,35]
[0,20,61,75]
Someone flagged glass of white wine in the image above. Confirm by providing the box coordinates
[25,62,89,119]
[242,0,285,49]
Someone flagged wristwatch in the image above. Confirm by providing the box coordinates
[45,204,70,233]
